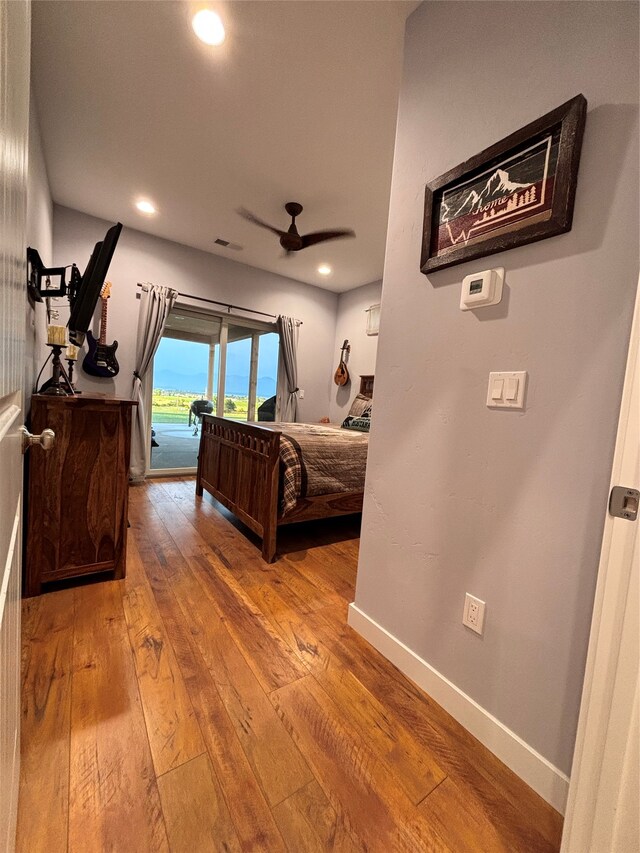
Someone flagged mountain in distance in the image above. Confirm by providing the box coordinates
[444,168,533,221]
[154,368,208,394]
[154,367,276,397]
[256,375,276,397]
[221,374,277,397]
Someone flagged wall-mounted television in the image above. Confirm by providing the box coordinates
[68,222,122,346]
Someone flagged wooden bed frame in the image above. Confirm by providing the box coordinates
[195,375,373,562]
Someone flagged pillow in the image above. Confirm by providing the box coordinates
[341,415,371,432]
[348,393,373,419]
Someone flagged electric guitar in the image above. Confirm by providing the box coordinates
[333,339,350,386]
[82,282,120,378]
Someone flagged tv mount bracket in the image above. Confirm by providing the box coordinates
[27,247,80,304]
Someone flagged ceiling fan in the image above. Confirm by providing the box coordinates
[238,202,355,254]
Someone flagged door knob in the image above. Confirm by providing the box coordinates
[21,427,55,453]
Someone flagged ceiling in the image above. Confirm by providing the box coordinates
[31,1,416,293]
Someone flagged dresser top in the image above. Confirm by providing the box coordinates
[32,393,137,406]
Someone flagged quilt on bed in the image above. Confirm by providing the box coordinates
[259,422,369,515]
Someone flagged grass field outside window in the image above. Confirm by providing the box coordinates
[152,389,269,423]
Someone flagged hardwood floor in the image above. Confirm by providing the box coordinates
[17,477,563,852]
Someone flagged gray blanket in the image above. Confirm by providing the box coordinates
[258,422,369,515]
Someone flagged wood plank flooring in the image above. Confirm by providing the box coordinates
[17,477,563,852]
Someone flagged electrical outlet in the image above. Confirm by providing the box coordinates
[463,593,486,635]
[298,389,305,399]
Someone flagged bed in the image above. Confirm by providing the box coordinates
[195,374,373,562]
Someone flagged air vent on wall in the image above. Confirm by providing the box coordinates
[365,303,380,336]
[214,237,243,251]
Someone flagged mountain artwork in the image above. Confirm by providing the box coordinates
[421,95,587,273]
[434,131,559,252]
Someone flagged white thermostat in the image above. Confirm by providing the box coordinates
[460,267,504,310]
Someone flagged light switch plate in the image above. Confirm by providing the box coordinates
[486,371,527,409]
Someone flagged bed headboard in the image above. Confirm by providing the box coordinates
[359,374,374,398]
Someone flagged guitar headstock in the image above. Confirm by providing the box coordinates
[101,281,113,299]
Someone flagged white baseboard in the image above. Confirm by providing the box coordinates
[347,602,570,814]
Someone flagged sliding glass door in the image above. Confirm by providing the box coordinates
[149,307,221,473]
[148,305,279,474]
[221,323,279,421]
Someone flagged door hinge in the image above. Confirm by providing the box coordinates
[609,486,639,521]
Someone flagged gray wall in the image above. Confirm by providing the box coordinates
[26,100,52,263]
[50,205,339,422]
[26,97,53,402]
[355,0,639,776]
[330,279,382,422]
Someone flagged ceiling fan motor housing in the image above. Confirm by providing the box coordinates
[285,201,303,218]
[281,202,303,250]
[280,234,302,251]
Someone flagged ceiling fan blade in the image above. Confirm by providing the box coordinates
[300,229,355,249]
[237,207,286,237]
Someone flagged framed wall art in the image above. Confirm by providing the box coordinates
[421,94,587,274]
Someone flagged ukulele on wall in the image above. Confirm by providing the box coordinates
[82,282,120,378]
[334,339,350,386]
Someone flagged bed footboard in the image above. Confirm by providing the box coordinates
[196,416,281,562]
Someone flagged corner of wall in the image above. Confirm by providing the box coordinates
[329,279,383,422]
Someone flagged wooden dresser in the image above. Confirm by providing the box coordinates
[25,394,136,597]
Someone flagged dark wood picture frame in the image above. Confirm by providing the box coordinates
[421,94,587,274]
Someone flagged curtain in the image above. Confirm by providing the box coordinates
[276,315,299,422]
[129,283,178,481]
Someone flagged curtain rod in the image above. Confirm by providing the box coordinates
[136,283,304,324]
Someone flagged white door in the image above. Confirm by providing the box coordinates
[0,1,30,850]
[561,276,639,852]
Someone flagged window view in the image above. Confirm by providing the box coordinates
[150,307,279,472]
[257,332,279,416]
[151,336,211,471]
[223,328,279,421]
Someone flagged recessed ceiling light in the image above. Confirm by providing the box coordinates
[135,199,157,215]
[192,9,225,46]
[318,264,332,276]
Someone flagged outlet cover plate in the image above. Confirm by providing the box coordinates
[463,593,486,635]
